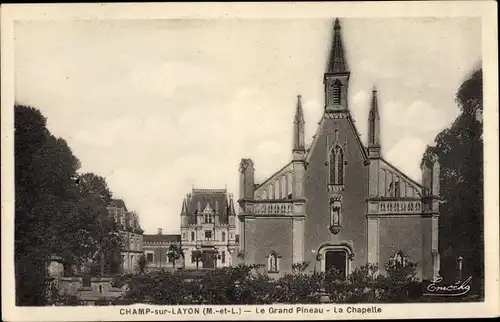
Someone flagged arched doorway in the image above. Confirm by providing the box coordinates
[325,249,348,277]
[318,244,353,278]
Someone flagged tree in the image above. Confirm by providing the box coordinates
[167,244,183,269]
[191,250,203,270]
[421,68,483,295]
[78,173,123,276]
[15,105,82,304]
[14,105,124,305]
[137,255,147,275]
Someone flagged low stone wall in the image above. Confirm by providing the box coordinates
[57,276,125,304]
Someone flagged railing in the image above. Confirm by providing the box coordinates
[253,202,293,215]
[379,200,422,213]
[195,240,218,246]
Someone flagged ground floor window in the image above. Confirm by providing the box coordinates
[146,252,154,263]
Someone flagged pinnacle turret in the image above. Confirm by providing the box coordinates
[293,95,306,152]
[368,87,381,157]
[181,197,188,214]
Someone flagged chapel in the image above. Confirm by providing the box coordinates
[237,18,441,281]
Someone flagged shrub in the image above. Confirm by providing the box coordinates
[326,263,380,303]
[274,271,324,303]
[116,261,423,304]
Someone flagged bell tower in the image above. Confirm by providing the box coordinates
[324,18,350,113]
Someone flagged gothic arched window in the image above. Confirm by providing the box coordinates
[287,173,293,199]
[330,145,344,185]
[388,179,401,198]
[332,80,342,104]
[261,189,268,199]
[281,176,287,199]
[274,180,280,199]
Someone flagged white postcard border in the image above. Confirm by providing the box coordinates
[1,1,498,321]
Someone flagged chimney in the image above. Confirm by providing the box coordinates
[157,228,163,235]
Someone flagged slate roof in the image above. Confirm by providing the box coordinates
[143,234,181,244]
[184,189,235,225]
[109,199,128,211]
[326,18,349,74]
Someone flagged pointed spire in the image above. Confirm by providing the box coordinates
[369,88,380,120]
[228,194,236,216]
[293,95,305,151]
[368,87,381,153]
[181,197,188,215]
[294,95,304,124]
[326,18,349,74]
[215,200,219,213]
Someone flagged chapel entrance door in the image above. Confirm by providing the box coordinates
[325,250,347,279]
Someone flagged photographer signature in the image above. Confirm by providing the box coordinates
[423,276,472,297]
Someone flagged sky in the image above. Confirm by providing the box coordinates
[14,17,482,234]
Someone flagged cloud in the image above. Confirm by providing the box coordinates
[350,90,371,144]
[384,100,447,131]
[128,61,206,97]
[385,135,428,182]
[352,90,370,106]
[14,18,480,234]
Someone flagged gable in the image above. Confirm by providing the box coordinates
[186,189,229,224]
[202,203,214,214]
[306,111,368,165]
[379,158,422,198]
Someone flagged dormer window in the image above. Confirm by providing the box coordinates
[204,214,214,224]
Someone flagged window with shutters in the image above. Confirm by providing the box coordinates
[332,80,342,104]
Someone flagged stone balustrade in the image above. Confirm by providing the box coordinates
[379,200,422,213]
[253,201,293,215]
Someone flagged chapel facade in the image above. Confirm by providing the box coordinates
[237,18,440,281]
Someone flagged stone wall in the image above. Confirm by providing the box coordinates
[56,276,125,304]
